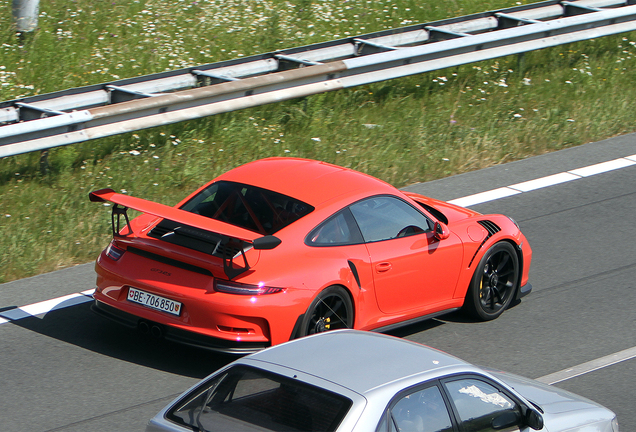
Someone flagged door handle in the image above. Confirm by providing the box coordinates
[375,262,392,273]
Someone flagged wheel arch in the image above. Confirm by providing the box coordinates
[507,238,526,300]
[484,237,524,299]
[331,283,356,325]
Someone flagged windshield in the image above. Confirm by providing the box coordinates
[167,365,352,432]
[181,181,314,235]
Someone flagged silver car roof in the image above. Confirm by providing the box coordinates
[247,330,469,395]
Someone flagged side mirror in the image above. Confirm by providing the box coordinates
[525,409,544,430]
[492,411,520,430]
[253,235,282,250]
[433,221,450,240]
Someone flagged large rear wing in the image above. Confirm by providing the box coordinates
[89,188,260,242]
[89,188,281,278]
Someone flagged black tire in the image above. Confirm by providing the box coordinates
[465,242,519,321]
[299,286,353,337]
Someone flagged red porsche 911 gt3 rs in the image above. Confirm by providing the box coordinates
[90,157,532,354]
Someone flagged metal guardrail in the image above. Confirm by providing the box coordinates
[2,0,636,157]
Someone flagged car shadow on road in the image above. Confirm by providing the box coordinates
[3,295,522,379]
[384,315,448,338]
[383,302,518,338]
[3,299,234,379]
[391,299,524,328]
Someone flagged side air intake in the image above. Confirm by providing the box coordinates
[468,220,502,268]
[477,220,501,236]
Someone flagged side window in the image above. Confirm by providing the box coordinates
[349,196,431,243]
[388,385,453,432]
[307,209,363,246]
[443,378,521,431]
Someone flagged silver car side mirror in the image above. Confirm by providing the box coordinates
[526,409,544,430]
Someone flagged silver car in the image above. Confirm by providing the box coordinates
[146,330,618,432]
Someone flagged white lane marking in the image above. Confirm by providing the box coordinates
[509,172,579,192]
[0,289,94,325]
[536,346,636,385]
[569,157,635,177]
[448,154,636,207]
[448,187,520,207]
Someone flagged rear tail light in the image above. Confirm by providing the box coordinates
[214,280,284,295]
[105,242,125,261]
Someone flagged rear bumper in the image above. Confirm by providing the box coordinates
[91,300,269,355]
[94,248,308,347]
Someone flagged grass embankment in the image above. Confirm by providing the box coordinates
[1,0,635,283]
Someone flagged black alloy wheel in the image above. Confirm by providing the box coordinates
[300,286,353,337]
[466,242,519,321]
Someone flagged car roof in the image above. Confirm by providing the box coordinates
[247,330,469,395]
[217,158,398,207]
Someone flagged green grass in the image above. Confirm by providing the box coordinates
[1,0,635,282]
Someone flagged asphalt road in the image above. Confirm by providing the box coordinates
[1,133,635,431]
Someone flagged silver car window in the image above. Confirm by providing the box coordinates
[389,385,453,432]
[443,378,521,431]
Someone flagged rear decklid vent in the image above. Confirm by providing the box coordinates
[148,224,171,238]
[148,220,244,259]
[128,247,213,276]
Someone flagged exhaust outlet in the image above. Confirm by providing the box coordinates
[138,321,150,334]
[151,325,164,339]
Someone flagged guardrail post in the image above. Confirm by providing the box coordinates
[517,53,526,76]
[39,150,50,176]
[12,0,39,32]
